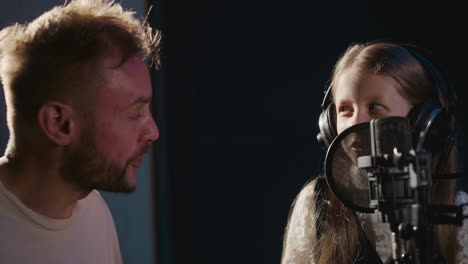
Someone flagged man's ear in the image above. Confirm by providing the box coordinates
[38,102,76,146]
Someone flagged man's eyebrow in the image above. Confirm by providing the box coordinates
[129,96,152,107]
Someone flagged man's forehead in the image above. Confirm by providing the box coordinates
[119,56,147,76]
[96,40,144,71]
[95,54,151,108]
[99,49,139,67]
[97,56,145,93]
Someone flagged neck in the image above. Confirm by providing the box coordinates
[0,153,91,219]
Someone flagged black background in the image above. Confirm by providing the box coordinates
[153,1,468,263]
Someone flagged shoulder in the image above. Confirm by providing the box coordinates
[456,191,468,205]
[456,191,468,262]
[82,190,110,208]
[77,190,114,221]
[293,180,321,214]
[77,191,123,263]
[281,179,321,264]
[287,179,321,232]
[79,191,121,242]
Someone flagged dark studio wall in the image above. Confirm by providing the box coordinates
[158,1,468,264]
[1,1,466,264]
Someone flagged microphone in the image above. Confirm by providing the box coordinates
[324,116,465,264]
[370,117,412,156]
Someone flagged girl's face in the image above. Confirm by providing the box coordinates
[334,67,414,134]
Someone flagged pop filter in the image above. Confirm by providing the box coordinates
[325,117,414,214]
[324,122,374,213]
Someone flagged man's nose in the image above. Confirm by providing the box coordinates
[142,116,159,143]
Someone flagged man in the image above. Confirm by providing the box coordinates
[0,0,160,263]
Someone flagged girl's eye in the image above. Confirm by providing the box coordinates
[338,105,352,113]
[369,103,383,112]
[337,105,353,117]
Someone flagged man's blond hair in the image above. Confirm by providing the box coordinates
[0,0,160,131]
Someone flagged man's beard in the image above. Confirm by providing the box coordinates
[62,130,151,193]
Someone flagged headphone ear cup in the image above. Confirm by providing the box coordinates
[407,102,452,155]
[317,103,337,149]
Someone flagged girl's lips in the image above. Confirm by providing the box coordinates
[351,146,362,153]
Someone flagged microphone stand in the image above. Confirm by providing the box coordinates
[361,150,438,264]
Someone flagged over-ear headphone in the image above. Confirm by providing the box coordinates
[316,44,456,171]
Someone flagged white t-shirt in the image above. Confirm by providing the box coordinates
[0,180,122,264]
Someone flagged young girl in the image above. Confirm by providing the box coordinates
[281,42,468,264]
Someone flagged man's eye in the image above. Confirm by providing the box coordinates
[131,114,143,120]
